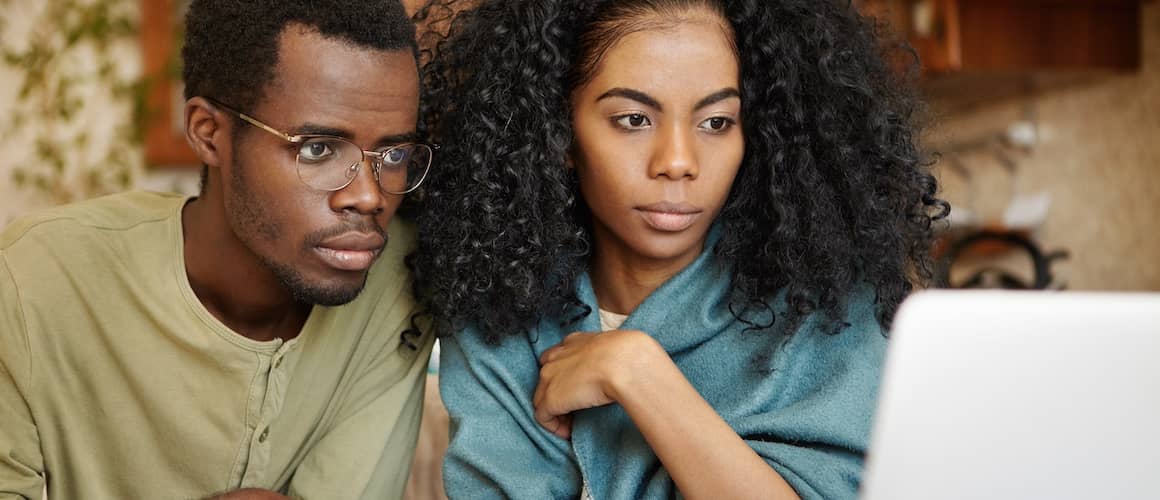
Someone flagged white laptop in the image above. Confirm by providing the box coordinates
[861,291,1160,500]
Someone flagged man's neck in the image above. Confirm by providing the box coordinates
[181,196,310,342]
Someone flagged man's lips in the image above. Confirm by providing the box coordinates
[314,232,386,271]
[635,201,703,232]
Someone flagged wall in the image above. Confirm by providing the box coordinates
[3,2,1158,290]
[0,0,198,227]
[926,3,1160,291]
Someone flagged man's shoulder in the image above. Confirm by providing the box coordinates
[330,216,420,331]
[313,216,430,364]
[361,216,416,293]
[1,191,186,251]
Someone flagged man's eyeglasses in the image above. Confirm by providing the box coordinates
[208,98,434,194]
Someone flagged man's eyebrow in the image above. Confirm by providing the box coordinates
[291,125,418,148]
[293,123,354,139]
[373,132,419,150]
[596,88,662,111]
[694,88,741,111]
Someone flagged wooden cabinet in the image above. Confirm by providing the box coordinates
[857,0,1150,112]
[858,0,1147,74]
[140,0,195,167]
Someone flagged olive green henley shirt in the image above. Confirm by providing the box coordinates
[0,192,433,499]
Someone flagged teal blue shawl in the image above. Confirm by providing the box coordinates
[439,239,888,499]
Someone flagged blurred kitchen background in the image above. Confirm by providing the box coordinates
[1,0,1158,292]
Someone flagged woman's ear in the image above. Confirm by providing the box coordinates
[184,96,230,169]
[565,143,580,171]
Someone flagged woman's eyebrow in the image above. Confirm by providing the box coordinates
[694,88,741,111]
[596,87,662,111]
[596,87,741,112]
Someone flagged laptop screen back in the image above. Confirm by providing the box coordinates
[862,291,1160,500]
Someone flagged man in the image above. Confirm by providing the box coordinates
[0,1,434,498]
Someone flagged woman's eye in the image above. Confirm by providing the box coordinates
[699,117,734,132]
[299,141,335,161]
[614,114,651,130]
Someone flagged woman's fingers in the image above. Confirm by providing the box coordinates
[534,368,577,439]
[533,331,611,439]
[533,374,545,409]
[540,332,595,364]
[533,393,573,439]
[563,331,589,342]
[534,410,573,440]
[554,414,573,439]
[539,344,561,365]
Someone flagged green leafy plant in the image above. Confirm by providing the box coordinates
[1,0,147,206]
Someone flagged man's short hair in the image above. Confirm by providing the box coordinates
[182,0,416,112]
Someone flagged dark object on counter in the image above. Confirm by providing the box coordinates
[937,230,1069,290]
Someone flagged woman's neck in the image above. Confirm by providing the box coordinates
[589,231,705,316]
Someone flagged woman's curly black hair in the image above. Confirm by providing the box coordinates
[412,0,948,343]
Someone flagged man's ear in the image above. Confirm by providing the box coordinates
[184,96,230,168]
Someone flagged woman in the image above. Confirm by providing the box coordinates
[413,0,947,498]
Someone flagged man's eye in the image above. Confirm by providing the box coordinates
[299,141,336,162]
[614,114,651,130]
[383,147,410,165]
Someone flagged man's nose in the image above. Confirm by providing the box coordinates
[329,157,388,216]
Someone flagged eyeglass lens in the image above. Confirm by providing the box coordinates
[295,138,431,194]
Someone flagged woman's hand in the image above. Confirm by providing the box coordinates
[533,329,666,439]
[535,329,801,499]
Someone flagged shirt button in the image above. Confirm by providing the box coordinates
[258,427,269,443]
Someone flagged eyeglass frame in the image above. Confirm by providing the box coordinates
[205,98,435,195]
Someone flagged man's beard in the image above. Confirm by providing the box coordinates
[261,255,367,306]
[227,158,374,307]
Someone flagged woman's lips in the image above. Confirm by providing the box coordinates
[635,202,703,232]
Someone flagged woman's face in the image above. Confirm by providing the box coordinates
[571,13,743,268]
